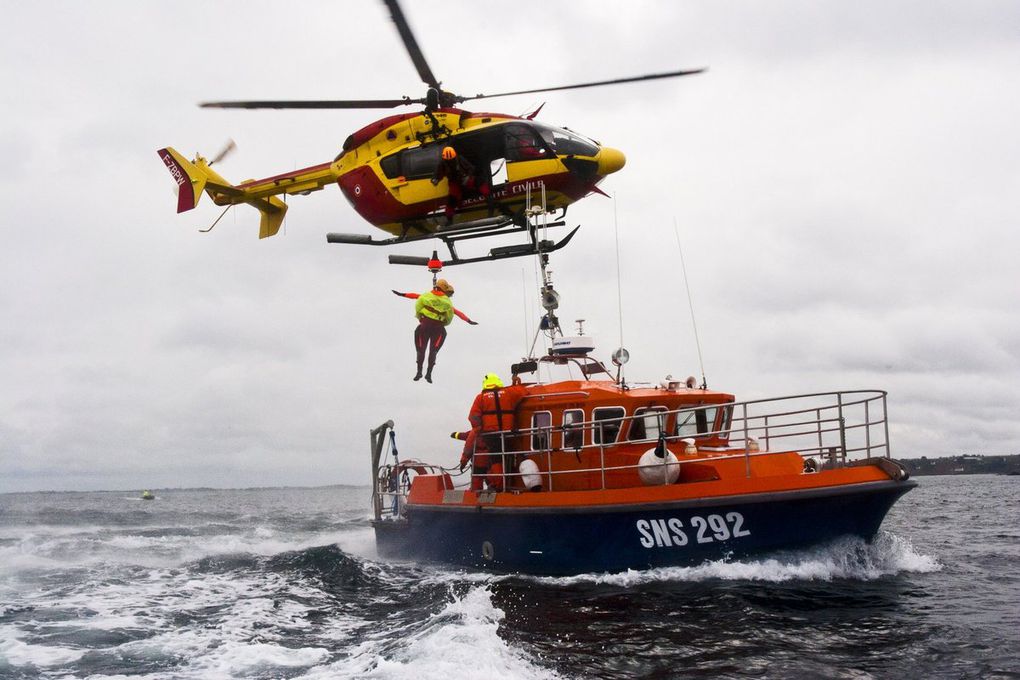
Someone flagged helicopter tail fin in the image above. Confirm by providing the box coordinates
[157,147,288,238]
[158,147,216,213]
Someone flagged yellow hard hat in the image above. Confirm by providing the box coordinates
[482,373,503,389]
[442,146,457,160]
[436,278,454,294]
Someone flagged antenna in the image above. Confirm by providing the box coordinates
[613,196,628,385]
[674,220,707,389]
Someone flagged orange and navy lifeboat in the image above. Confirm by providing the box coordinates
[370,352,915,575]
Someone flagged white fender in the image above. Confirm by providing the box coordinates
[519,458,543,491]
[638,447,680,485]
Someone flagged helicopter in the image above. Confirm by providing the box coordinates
[158,0,703,266]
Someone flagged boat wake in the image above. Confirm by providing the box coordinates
[522,531,940,587]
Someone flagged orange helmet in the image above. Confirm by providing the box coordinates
[441,146,457,160]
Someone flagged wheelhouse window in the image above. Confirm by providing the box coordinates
[562,409,584,450]
[593,407,625,445]
[674,405,720,438]
[718,405,734,439]
[531,411,552,451]
[629,407,667,441]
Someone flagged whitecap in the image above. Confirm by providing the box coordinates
[295,586,562,680]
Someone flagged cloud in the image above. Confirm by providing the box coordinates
[0,1,1017,492]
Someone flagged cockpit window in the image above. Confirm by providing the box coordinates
[504,124,552,161]
[533,123,599,157]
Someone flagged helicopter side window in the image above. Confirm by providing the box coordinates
[380,153,401,179]
[399,145,443,180]
[593,406,625,445]
[505,124,550,162]
[629,407,667,442]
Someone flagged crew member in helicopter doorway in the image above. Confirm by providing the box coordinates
[431,146,492,223]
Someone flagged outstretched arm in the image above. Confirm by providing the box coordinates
[453,307,479,325]
[392,290,420,300]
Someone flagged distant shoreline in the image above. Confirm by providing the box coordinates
[897,453,1020,477]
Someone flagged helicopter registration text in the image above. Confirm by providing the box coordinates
[636,513,751,549]
[161,153,187,188]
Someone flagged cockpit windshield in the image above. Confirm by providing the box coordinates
[532,123,600,157]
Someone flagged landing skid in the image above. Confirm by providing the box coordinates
[326,214,580,267]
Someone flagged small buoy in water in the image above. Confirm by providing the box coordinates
[141,490,155,500]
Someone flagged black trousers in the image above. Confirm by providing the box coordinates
[414,318,447,371]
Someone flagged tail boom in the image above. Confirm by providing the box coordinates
[158,148,337,238]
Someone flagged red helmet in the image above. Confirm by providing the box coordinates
[441,146,457,160]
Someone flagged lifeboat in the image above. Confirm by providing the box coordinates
[369,347,916,575]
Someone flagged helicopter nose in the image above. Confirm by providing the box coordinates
[597,147,626,175]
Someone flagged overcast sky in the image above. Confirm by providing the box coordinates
[1,1,1017,493]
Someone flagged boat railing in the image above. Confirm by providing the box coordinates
[370,420,450,521]
[476,389,890,491]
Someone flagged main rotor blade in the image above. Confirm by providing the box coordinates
[460,68,707,103]
[381,0,440,90]
[200,98,423,110]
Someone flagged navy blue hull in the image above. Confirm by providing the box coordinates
[373,480,916,575]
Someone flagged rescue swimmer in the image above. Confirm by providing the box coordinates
[392,279,476,382]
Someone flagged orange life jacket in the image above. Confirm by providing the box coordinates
[470,385,525,433]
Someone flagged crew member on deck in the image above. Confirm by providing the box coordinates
[392,279,474,383]
[458,373,527,490]
[454,429,491,492]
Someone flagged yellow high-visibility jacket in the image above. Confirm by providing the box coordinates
[415,290,454,325]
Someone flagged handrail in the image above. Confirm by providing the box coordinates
[481,389,891,491]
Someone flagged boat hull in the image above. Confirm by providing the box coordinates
[373,480,915,575]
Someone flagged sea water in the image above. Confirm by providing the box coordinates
[0,476,1016,679]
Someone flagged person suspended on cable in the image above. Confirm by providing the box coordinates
[392,278,468,383]
[391,289,479,325]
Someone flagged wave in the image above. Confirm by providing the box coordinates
[295,586,562,680]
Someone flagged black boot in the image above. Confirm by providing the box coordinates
[425,366,434,383]
[413,366,423,381]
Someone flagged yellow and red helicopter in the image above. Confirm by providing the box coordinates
[158,0,702,266]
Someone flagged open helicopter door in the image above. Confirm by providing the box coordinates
[490,158,508,187]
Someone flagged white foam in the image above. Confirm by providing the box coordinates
[528,532,941,587]
[0,630,86,667]
[296,586,562,680]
